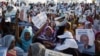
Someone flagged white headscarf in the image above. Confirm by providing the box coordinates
[2,35,25,56]
[2,35,15,48]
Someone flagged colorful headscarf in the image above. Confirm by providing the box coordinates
[44,26,54,34]
[20,26,34,52]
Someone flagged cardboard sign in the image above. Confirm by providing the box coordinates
[45,49,73,56]
[76,29,95,46]
[32,12,47,29]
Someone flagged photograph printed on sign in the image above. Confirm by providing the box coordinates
[76,29,95,46]
[75,29,95,55]
[80,34,92,49]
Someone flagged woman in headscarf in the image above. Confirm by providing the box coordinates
[37,26,56,49]
[2,35,24,56]
[2,35,16,56]
[17,26,34,52]
[28,43,45,56]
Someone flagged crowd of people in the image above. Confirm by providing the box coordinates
[0,1,100,56]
